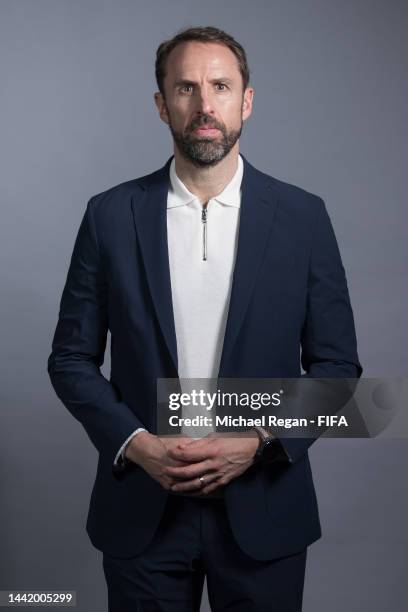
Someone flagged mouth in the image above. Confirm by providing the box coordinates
[192,126,220,137]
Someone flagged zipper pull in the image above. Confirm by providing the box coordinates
[201,205,207,261]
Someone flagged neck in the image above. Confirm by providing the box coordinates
[172,143,240,204]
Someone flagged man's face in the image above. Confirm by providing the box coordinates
[154,41,254,167]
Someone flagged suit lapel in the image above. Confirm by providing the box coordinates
[218,155,278,375]
[131,158,178,372]
[130,154,278,378]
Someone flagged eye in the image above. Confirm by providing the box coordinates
[215,82,228,91]
[180,84,193,93]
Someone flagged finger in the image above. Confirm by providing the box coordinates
[168,445,213,462]
[201,483,219,495]
[164,459,214,480]
[170,472,220,493]
[178,437,210,449]
[201,477,225,495]
[178,437,195,446]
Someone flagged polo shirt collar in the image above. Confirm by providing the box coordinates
[167,153,243,209]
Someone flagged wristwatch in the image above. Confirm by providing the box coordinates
[252,426,290,465]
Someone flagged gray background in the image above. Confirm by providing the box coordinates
[1,0,407,610]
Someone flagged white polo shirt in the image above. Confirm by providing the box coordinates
[115,154,244,460]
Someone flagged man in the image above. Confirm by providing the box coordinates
[47,26,362,612]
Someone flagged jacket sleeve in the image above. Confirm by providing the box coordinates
[47,198,146,474]
[113,427,147,466]
[271,197,363,465]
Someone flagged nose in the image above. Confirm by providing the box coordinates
[195,85,214,116]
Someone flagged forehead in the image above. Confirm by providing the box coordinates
[165,41,241,79]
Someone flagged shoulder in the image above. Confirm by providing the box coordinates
[87,177,143,212]
[85,161,170,219]
[243,156,326,222]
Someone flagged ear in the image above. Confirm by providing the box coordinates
[242,87,254,122]
[154,91,170,125]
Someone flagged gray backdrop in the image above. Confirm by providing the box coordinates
[1,0,407,610]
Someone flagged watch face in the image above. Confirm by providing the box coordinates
[261,438,280,462]
[262,438,288,464]
[254,437,288,465]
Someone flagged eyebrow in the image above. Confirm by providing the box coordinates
[173,77,234,88]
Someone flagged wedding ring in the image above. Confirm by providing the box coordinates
[198,476,205,487]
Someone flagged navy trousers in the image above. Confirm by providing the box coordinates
[102,494,307,611]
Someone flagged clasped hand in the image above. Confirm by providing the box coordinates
[162,431,259,496]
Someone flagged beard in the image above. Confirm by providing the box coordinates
[168,113,243,168]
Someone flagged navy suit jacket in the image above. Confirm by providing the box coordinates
[47,154,362,561]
